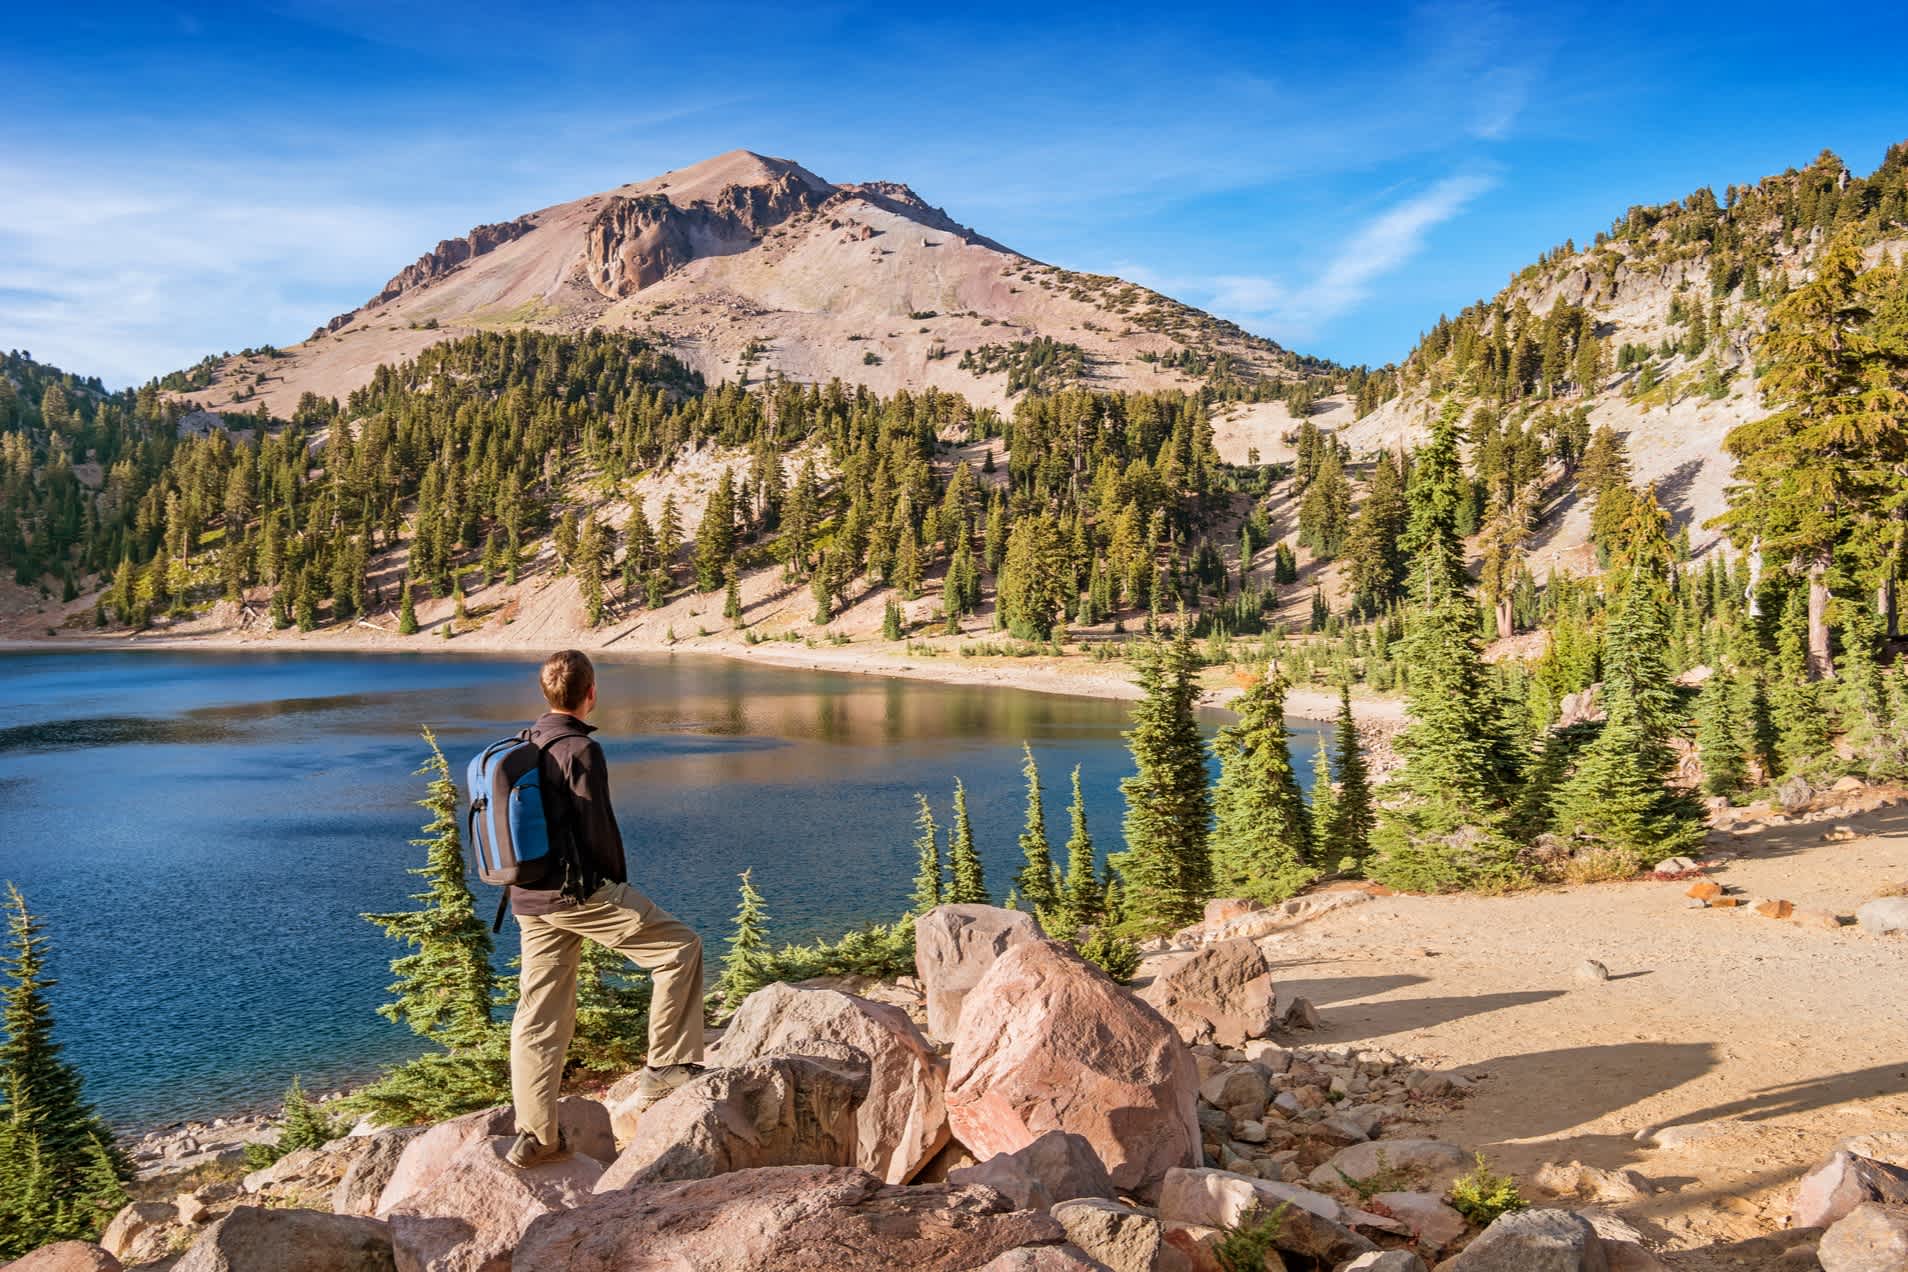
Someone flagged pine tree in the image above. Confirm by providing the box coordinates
[882,597,904,641]
[695,469,737,592]
[1694,668,1747,796]
[1014,745,1058,912]
[1113,628,1213,930]
[1344,449,1409,614]
[1209,667,1315,902]
[1770,585,1830,772]
[724,568,744,624]
[1308,742,1337,861]
[398,578,418,635]
[712,869,769,1017]
[1053,765,1103,934]
[351,728,504,1123]
[946,781,988,904]
[909,795,943,914]
[1323,684,1375,872]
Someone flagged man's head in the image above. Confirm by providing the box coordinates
[540,649,596,718]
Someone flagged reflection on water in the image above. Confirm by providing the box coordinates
[0,648,1321,1128]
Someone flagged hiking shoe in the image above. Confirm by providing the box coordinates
[504,1130,569,1168]
[633,1062,706,1108]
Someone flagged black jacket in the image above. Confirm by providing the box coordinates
[509,711,628,915]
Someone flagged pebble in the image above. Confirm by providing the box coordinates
[1576,959,1611,984]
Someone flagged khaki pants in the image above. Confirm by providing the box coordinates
[510,881,705,1145]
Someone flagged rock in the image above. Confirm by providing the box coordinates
[1779,775,1814,813]
[1577,1210,1668,1272]
[1856,897,1908,935]
[948,1130,1115,1210]
[596,1052,869,1191]
[1157,1167,1376,1264]
[175,1193,209,1225]
[1686,881,1723,902]
[1203,898,1264,925]
[1137,939,1278,1047]
[1198,1064,1272,1115]
[4,1244,123,1272]
[515,1164,1069,1270]
[333,1126,424,1217]
[1050,1198,1172,1272]
[1832,775,1869,793]
[947,938,1200,1199]
[603,1070,646,1147]
[1161,1221,1229,1271]
[1710,897,1743,909]
[1342,1254,1429,1272]
[975,1246,1116,1272]
[1308,1140,1471,1194]
[1191,892,1371,945]
[374,1097,611,1214]
[1443,1208,1608,1271]
[1633,1119,1739,1150]
[1824,826,1859,843]
[713,979,949,1183]
[100,1201,177,1263]
[1370,1191,1467,1251]
[1651,857,1698,877]
[1789,1151,1908,1229]
[1752,898,1797,919]
[1576,960,1610,984]
[915,904,1042,1040]
[1818,1202,1908,1272]
[1793,908,1845,931]
[1837,1133,1908,1168]
[172,1206,394,1272]
[387,1136,600,1272]
[1278,996,1323,1031]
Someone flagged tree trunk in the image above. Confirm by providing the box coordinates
[1496,596,1514,641]
[1880,575,1898,643]
[1746,537,1762,617]
[1808,554,1834,680]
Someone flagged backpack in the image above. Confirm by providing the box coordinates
[465,731,569,930]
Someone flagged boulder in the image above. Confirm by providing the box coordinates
[99,1201,176,1264]
[1160,1222,1229,1272]
[1818,1202,1908,1272]
[1789,1151,1908,1229]
[714,980,949,1182]
[1343,1255,1429,1272]
[386,1137,601,1272]
[949,1130,1115,1211]
[947,939,1199,1199]
[1442,1208,1609,1271]
[1049,1199,1173,1272]
[1138,940,1278,1048]
[334,1127,425,1217]
[1198,1063,1272,1117]
[1157,1167,1377,1265]
[1838,1133,1908,1168]
[975,1246,1115,1271]
[1577,1210,1668,1272]
[172,1206,394,1272]
[514,1164,1071,1270]
[1370,1191,1467,1251]
[915,904,1042,1040]
[1779,775,1814,812]
[595,1052,869,1191]
[374,1097,611,1215]
[1308,1140,1471,1194]
[3,1244,123,1272]
[1856,898,1908,936]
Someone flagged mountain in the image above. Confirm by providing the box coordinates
[180,150,1306,419]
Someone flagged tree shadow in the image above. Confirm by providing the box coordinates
[1651,458,1704,536]
[1716,801,1908,864]
[1268,969,1566,1042]
[1449,1042,1721,1147]
[1649,1060,1908,1131]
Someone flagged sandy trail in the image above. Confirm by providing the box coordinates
[1271,804,1908,1266]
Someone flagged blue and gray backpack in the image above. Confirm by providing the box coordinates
[465,732,564,929]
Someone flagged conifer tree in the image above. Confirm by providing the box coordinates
[909,796,942,913]
[1209,667,1315,902]
[398,578,418,635]
[882,597,904,641]
[946,781,988,904]
[1324,684,1375,871]
[1344,449,1409,614]
[1694,669,1748,796]
[352,729,504,1123]
[1771,585,1830,771]
[1048,764,1102,932]
[1308,741,1337,861]
[712,869,769,1017]
[1113,628,1212,930]
[1014,745,1058,912]
[724,568,744,624]
[695,470,737,592]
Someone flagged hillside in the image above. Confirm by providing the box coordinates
[173,150,1308,419]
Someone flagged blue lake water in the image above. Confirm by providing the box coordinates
[0,649,1322,1129]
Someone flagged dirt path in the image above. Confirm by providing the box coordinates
[1272,804,1908,1266]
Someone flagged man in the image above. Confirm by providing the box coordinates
[506,649,706,1168]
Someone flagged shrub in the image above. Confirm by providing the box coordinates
[1214,1204,1289,1272]
[1077,927,1140,981]
[1448,1153,1527,1225]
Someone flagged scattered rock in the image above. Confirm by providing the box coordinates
[1817,1201,1908,1272]
[1308,1140,1471,1194]
[914,904,1043,1040]
[514,1165,1070,1271]
[1856,897,1908,935]
[1576,960,1610,984]
[1634,1120,1739,1150]
[333,1126,424,1217]
[1832,775,1868,793]
[947,938,1199,1199]
[1203,898,1264,925]
[1751,898,1797,920]
[1278,996,1323,1031]
[1049,1198,1172,1272]
[374,1097,611,1215]
[386,1136,600,1272]
[1442,1207,1609,1271]
[100,1201,177,1264]
[1823,826,1859,843]
[1342,1254,1429,1272]
[715,979,949,1182]
[1136,939,1278,1048]
[1793,908,1845,932]
[1789,1151,1908,1229]
[1710,897,1743,909]
[1779,775,1814,813]
[1652,857,1699,877]
[4,1244,124,1272]
[1836,1133,1908,1168]
[1686,881,1723,902]
[596,1051,869,1191]
[974,1245,1116,1272]
[1370,1191,1467,1251]
[172,1206,395,1272]
[1578,1210,1669,1271]
[1157,1167,1377,1265]
[948,1130,1115,1211]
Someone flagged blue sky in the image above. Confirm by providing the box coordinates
[3,1,1905,387]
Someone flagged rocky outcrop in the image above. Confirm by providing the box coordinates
[915,905,1043,1040]
[583,173,827,298]
[947,1130,1116,1211]
[514,1164,1072,1271]
[171,1206,395,1272]
[714,980,948,1182]
[369,218,537,310]
[375,1098,611,1215]
[595,1052,869,1191]
[1137,939,1278,1048]
[386,1137,600,1272]
[947,938,1199,1198]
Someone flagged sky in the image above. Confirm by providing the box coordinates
[3,1,1906,387]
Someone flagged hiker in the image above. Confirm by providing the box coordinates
[505,649,705,1167]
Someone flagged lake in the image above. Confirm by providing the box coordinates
[0,649,1322,1129]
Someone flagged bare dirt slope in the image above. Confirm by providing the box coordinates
[187,150,1297,418]
[1268,804,1908,1267]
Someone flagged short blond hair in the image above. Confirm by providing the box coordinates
[540,650,595,712]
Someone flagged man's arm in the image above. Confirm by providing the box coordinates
[565,739,624,878]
